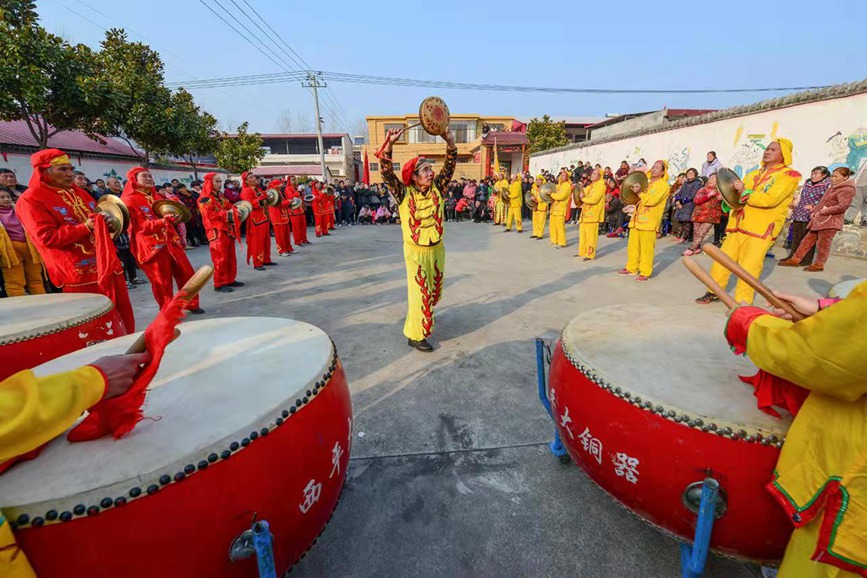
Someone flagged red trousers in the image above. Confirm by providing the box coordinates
[66,274,136,333]
[290,215,308,244]
[246,220,272,266]
[274,223,293,254]
[791,228,837,266]
[326,210,335,230]
[139,247,200,310]
[209,232,237,288]
[315,214,328,237]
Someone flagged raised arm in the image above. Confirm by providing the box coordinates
[433,131,458,194]
[378,128,407,204]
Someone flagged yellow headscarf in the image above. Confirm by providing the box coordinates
[651,160,669,182]
[765,137,793,166]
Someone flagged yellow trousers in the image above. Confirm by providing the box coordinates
[778,516,858,578]
[710,231,775,304]
[403,242,445,341]
[625,229,657,277]
[505,207,523,231]
[578,223,600,259]
[532,211,547,237]
[549,215,566,246]
[1,514,36,578]
[2,240,45,297]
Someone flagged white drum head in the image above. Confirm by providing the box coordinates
[0,317,335,515]
[560,305,791,435]
[0,293,114,345]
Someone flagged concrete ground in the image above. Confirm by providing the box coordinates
[129,220,867,578]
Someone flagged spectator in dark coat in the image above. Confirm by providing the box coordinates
[673,168,702,243]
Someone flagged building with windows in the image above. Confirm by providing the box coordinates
[364,114,516,183]
[246,132,355,182]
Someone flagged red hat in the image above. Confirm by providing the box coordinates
[267,179,283,189]
[28,148,72,189]
[122,166,156,197]
[401,156,433,187]
[201,172,218,197]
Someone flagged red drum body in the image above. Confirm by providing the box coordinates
[0,293,126,380]
[547,306,793,563]
[0,317,352,577]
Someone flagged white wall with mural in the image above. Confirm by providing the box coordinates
[530,93,867,181]
[0,152,212,185]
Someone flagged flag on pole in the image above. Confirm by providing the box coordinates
[363,150,370,185]
[493,138,499,176]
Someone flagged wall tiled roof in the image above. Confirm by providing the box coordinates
[531,78,867,157]
[0,120,141,157]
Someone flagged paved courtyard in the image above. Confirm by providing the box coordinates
[129,220,867,578]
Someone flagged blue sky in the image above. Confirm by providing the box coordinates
[36,0,865,136]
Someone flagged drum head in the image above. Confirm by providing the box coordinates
[0,293,115,345]
[419,96,450,136]
[560,305,791,435]
[0,317,335,514]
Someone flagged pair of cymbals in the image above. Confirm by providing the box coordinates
[538,183,556,204]
[96,194,130,239]
[620,172,648,206]
[153,199,193,224]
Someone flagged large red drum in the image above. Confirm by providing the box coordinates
[0,317,352,577]
[0,293,127,380]
[548,306,793,563]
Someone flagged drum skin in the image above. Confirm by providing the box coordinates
[14,361,352,577]
[0,300,125,381]
[548,340,792,563]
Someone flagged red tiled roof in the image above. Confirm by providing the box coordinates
[228,133,348,139]
[251,164,328,177]
[0,120,142,157]
[481,131,529,146]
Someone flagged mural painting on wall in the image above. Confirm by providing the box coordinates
[728,129,767,178]
[667,147,690,177]
[826,127,867,172]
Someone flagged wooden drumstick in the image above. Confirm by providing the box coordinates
[702,244,804,321]
[682,257,739,310]
[124,265,215,354]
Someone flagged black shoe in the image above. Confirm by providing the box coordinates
[188,308,205,314]
[408,338,433,352]
[255,266,267,271]
[229,281,245,287]
[132,278,148,285]
[517,230,523,234]
[263,262,278,266]
[695,292,720,305]
[214,286,234,293]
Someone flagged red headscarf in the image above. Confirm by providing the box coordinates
[401,156,432,187]
[267,179,283,189]
[201,172,218,197]
[28,148,72,190]
[123,166,158,197]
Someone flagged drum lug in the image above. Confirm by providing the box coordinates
[229,519,277,578]
[682,478,727,519]
[229,529,254,561]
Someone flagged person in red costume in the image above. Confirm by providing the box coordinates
[324,184,336,231]
[14,149,135,331]
[285,176,310,246]
[311,180,330,237]
[198,172,244,293]
[240,172,276,270]
[121,167,204,314]
[266,178,295,256]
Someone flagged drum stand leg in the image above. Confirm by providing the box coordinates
[535,338,569,463]
[229,519,277,578]
[679,478,720,578]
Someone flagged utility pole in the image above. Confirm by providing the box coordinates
[304,72,328,184]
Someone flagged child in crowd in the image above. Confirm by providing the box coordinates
[358,205,372,224]
[445,194,457,221]
[0,188,45,296]
[455,197,470,222]
[375,204,390,224]
[683,173,722,256]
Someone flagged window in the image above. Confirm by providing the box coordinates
[383,123,406,142]
[370,163,380,172]
[354,136,366,146]
[262,138,287,155]
[449,121,477,144]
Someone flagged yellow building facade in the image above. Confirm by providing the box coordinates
[364,114,516,184]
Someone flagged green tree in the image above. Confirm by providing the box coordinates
[215,122,266,174]
[167,89,218,180]
[0,0,114,147]
[94,29,176,166]
[526,115,569,154]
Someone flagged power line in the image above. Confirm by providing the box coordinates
[239,0,312,71]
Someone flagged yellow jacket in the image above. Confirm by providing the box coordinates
[628,178,669,231]
[739,281,867,573]
[550,181,572,217]
[579,179,606,224]
[727,164,800,238]
[494,179,509,207]
[508,180,523,209]
[531,184,548,213]
[0,224,41,270]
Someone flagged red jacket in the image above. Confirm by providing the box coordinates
[312,189,327,216]
[14,184,100,287]
[241,186,269,225]
[198,191,236,241]
[285,185,304,216]
[267,187,291,225]
[121,189,182,265]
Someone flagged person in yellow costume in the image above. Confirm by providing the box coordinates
[530,174,548,239]
[0,188,44,297]
[576,167,606,260]
[724,282,867,577]
[378,126,456,352]
[696,138,800,304]
[493,173,509,226]
[549,169,573,248]
[619,160,670,281]
[0,354,147,578]
[504,174,524,233]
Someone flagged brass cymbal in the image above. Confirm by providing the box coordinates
[288,197,303,210]
[539,182,555,204]
[230,200,253,224]
[96,202,125,239]
[263,188,282,207]
[152,199,192,223]
[716,168,745,211]
[572,182,584,208]
[97,194,130,233]
[524,191,538,209]
[621,171,648,205]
